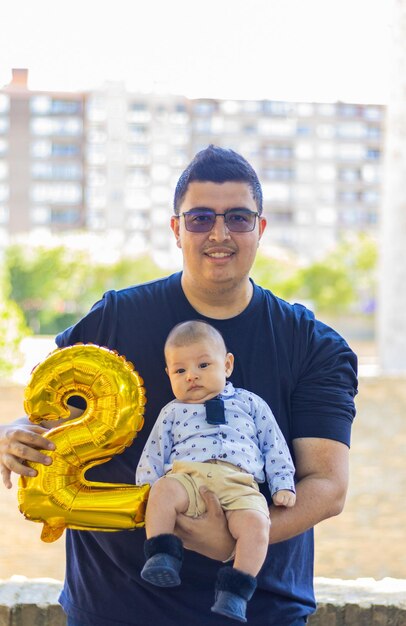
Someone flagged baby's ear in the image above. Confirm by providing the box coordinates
[225,352,234,377]
[165,367,169,377]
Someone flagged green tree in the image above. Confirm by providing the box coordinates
[252,234,377,315]
[0,267,31,378]
[6,244,167,334]
[6,245,88,334]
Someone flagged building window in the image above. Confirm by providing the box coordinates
[338,167,361,182]
[0,160,8,179]
[194,101,217,115]
[316,124,335,139]
[316,165,335,181]
[31,117,83,136]
[31,183,82,204]
[338,191,360,204]
[52,99,82,115]
[128,124,149,142]
[268,210,293,223]
[30,96,51,114]
[0,118,9,134]
[296,125,312,136]
[219,101,239,115]
[316,207,336,225]
[263,167,294,181]
[263,101,292,116]
[337,122,365,139]
[317,103,336,116]
[296,103,314,117]
[362,164,380,183]
[126,167,150,187]
[337,144,364,160]
[259,119,295,136]
[53,143,81,157]
[124,190,151,209]
[262,182,290,202]
[0,94,9,113]
[243,124,257,135]
[242,101,261,113]
[31,162,82,180]
[0,205,9,223]
[51,208,81,225]
[366,148,381,160]
[338,103,362,118]
[362,190,379,204]
[295,143,314,159]
[0,184,9,201]
[30,206,51,224]
[366,125,381,139]
[263,145,293,159]
[364,106,382,121]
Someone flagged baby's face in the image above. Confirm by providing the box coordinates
[165,338,234,404]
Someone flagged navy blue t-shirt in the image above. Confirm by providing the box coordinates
[55,272,357,626]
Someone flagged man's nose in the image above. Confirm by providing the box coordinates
[208,215,231,241]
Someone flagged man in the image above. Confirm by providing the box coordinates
[0,145,357,626]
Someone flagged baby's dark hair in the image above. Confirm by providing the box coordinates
[164,320,227,358]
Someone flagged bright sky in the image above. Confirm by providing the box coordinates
[0,0,395,103]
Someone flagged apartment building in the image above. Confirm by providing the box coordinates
[0,69,86,244]
[190,98,383,258]
[0,69,384,261]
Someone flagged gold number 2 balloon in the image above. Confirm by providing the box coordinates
[18,343,150,543]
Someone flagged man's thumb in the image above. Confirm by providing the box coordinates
[199,486,222,515]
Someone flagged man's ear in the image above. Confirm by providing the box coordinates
[225,352,234,377]
[170,216,182,249]
[258,216,267,241]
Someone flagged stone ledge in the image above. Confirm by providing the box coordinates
[0,576,405,625]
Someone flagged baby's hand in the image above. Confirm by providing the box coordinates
[272,490,296,507]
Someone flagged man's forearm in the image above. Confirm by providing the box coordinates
[268,474,347,544]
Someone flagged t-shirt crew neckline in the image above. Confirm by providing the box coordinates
[172,272,263,326]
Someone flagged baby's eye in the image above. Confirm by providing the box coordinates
[199,362,209,369]
[175,368,185,374]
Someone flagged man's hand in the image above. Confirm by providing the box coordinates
[174,487,235,561]
[0,421,55,489]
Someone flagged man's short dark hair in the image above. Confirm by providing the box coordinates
[173,145,263,215]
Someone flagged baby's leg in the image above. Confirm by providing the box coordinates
[145,476,189,538]
[226,509,270,576]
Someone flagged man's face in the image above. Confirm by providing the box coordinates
[171,181,267,294]
[165,338,234,404]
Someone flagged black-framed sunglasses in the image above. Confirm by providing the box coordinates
[176,208,260,233]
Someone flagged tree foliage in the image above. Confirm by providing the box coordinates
[252,233,377,314]
[5,245,166,334]
[4,234,378,336]
[0,267,31,377]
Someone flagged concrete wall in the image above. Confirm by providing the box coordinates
[0,576,405,625]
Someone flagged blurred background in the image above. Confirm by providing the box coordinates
[1,0,405,583]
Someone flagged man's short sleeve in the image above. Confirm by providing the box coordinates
[290,308,358,446]
[56,290,118,349]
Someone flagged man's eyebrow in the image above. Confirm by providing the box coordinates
[188,206,251,212]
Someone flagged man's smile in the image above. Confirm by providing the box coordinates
[203,247,235,259]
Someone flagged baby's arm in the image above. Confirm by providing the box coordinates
[272,489,296,507]
[135,404,174,485]
[254,397,296,496]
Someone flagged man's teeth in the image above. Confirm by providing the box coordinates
[207,252,232,258]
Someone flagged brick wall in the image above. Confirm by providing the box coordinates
[0,576,405,625]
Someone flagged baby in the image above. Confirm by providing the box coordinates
[136,320,296,623]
